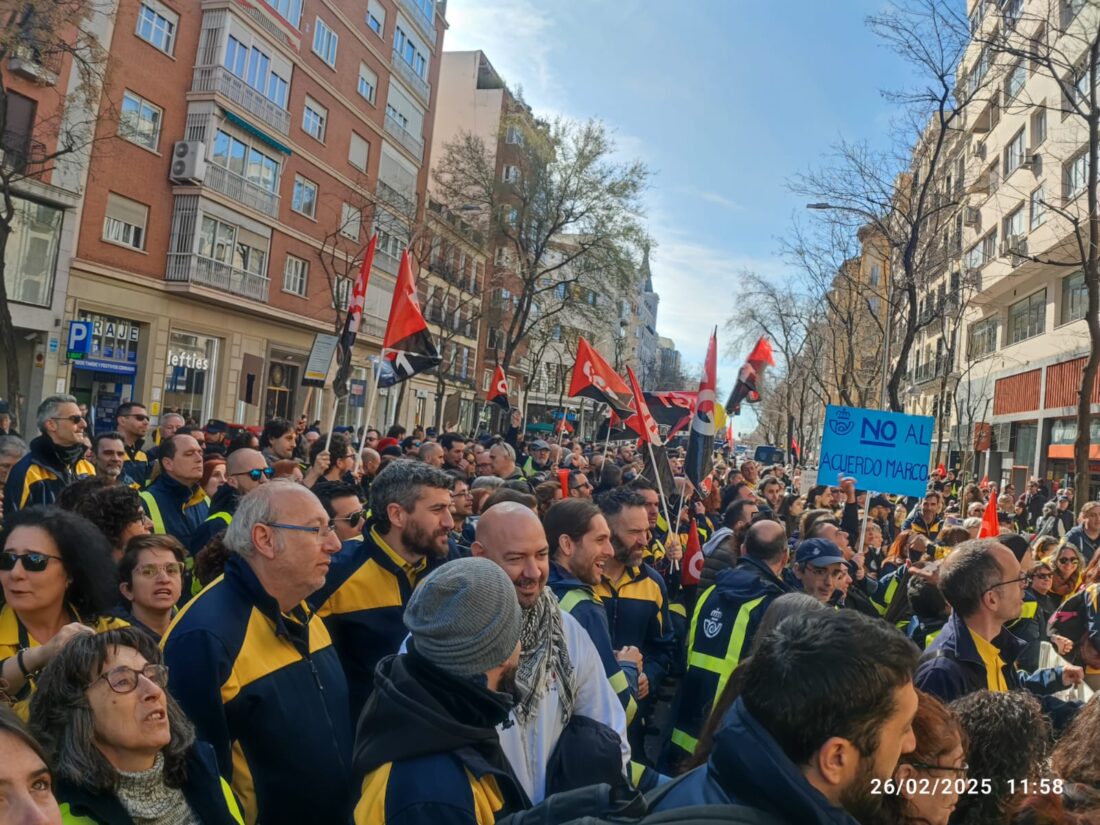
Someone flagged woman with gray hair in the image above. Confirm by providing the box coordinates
[1034,499,1067,540]
[28,627,243,824]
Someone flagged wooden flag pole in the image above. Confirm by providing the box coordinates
[646,439,674,559]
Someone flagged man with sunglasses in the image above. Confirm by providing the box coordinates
[3,394,95,517]
[188,448,271,555]
[115,401,152,486]
[915,538,1083,730]
[314,481,366,545]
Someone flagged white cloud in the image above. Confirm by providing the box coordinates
[680,187,744,212]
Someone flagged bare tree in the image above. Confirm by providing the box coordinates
[0,0,113,417]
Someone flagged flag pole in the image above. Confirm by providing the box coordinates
[354,358,381,476]
[323,391,341,452]
[646,439,674,558]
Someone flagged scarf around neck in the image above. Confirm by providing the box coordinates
[513,586,575,726]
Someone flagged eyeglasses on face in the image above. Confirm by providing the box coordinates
[87,663,169,694]
[572,481,592,490]
[0,551,64,573]
[51,415,85,425]
[1030,572,1053,580]
[124,414,150,422]
[232,467,275,481]
[984,575,1029,594]
[333,511,367,528]
[137,562,185,578]
[1057,557,1079,566]
[264,520,337,540]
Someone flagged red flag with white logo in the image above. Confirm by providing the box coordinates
[487,364,509,410]
[682,518,703,586]
[569,337,632,416]
[625,366,663,446]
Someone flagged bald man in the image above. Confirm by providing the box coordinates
[472,502,630,803]
[189,448,271,555]
[418,441,445,468]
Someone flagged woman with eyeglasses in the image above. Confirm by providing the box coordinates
[115,536,186,643]
[71,486,153,563]
[880,691,968,825]
[28,627,244,825]
[1050,545,1085,601]
[0,508,126,720]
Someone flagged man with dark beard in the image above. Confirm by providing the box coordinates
[649,610,919,825]
[472,502,630,803]
[352,557,531,824]
[311,459,454,720]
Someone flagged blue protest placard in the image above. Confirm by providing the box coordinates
[818,405,934,498]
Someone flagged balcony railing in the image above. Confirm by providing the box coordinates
[166,252,270,302]
[390,49,430,105]
[204,163,280,218]
[375,247,401,275]
[396,0,435,42]
[8,43,61,85]
[377,180,417,215]
[0,133,46,175]
[384,112,424,161]
[191,65,291,136]
[361,313,387,338]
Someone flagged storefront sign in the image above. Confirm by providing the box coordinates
[303,333,339,387]
[168,350,210,371]
[71,358,138,375]
[67,321,93,360]
[818,405,934,498]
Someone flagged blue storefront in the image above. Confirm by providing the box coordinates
[68,313,141,435]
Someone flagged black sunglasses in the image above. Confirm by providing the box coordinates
[124,414,150,422]
[0,551,64,573]
[51,415,85,425]
[334,510,367,528]
[232,467,275,481]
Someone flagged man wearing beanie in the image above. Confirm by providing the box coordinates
[352,557,530,825]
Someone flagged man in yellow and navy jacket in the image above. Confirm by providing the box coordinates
[595,489,677,726]
[162,481,353,825]
[187,448,271,556]
[114,401,153,487]
[666,520,792,771]
[353,557,529,825]
[310,459,454,721]
[139,433,209,548]
[545,498,640,726]
[3,394,95,517]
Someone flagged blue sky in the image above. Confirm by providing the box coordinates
[444,0,917,433]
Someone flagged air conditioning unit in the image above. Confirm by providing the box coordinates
[169,141,206,184]
[963,206,981,226]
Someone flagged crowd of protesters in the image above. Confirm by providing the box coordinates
[2,393,1100,824]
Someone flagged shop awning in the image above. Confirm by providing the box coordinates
[221,109,293,156]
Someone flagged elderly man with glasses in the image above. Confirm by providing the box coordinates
[163,480,352,825]
[915,538,1083,731]
[3,394,95,516]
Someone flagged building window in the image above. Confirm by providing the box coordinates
[283,255,308,296]
[1005,60,1026,100]
[502,165,520,183]
[291,175,317,218]
[135,1,176,55]
[340,203,362,240]
[302,96,327,142]
[1061,270,1086,324]
[102,193,148,251]
[224,37,289,109]
[3,196,62,307]
[312,18,338,68]
[1003,128,1026,176]
[366,0,385,35]
[119,90,162,151]
[334,276,352,309]
[1066,152,1087,199]
[211,130,279,192]
[393,25,428,79]
[349,131,370,172]
[1030,185,1047,230]
[1007,289,1046,344]
[1003,205,1024,242]
[263,0,302,27]
[357,63,377,104]
[968,316,997,359]
[505,125,524,145]
[1030,109,1046,148]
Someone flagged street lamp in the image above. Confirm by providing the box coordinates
[805,201,892,410]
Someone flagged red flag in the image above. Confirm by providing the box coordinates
[642,391,697,429]
[978,492,1001,538]
[980,475,990,488]
[725,336,775,415]
[487,365,509,410]
[682,519,704,586]
[558,468,571,494]
[625,367,663,446]
[555,419,574,434]
[936,463,947,478]
[685,329,718,488]
[569,337,632,415]
[790,436,801,464]
[378,250,441,387]
[334,234,377,397]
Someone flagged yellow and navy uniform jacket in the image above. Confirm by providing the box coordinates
[594,562,676,691]
[906,615,948,650]
[56,741,243,824]
[1006,591,1051,671]
[668,556,791,764]
[901,513,943,539]
[548,562,639,725]
[869,566,913,629]
[2,434,95,515]
[189,484,240,556]
[139,474,210,547]
[353,652,529,825]
[121,438,152,487]
[1,604,127,720]
[309,526,438,721]
[162,554,353,825]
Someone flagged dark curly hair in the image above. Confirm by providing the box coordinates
[70,485,146,551]
[54,476,108,511]
[194,532,232,588]
[0,507,117,618]
[949,690,1051,825]
[29,628,194,793]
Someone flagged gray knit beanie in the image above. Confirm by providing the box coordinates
[404,557,522,677]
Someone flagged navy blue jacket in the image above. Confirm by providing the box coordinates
[3,434,95,516]
[189,483,239,555]
[139,473,210,547]
[649,698,858,825]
